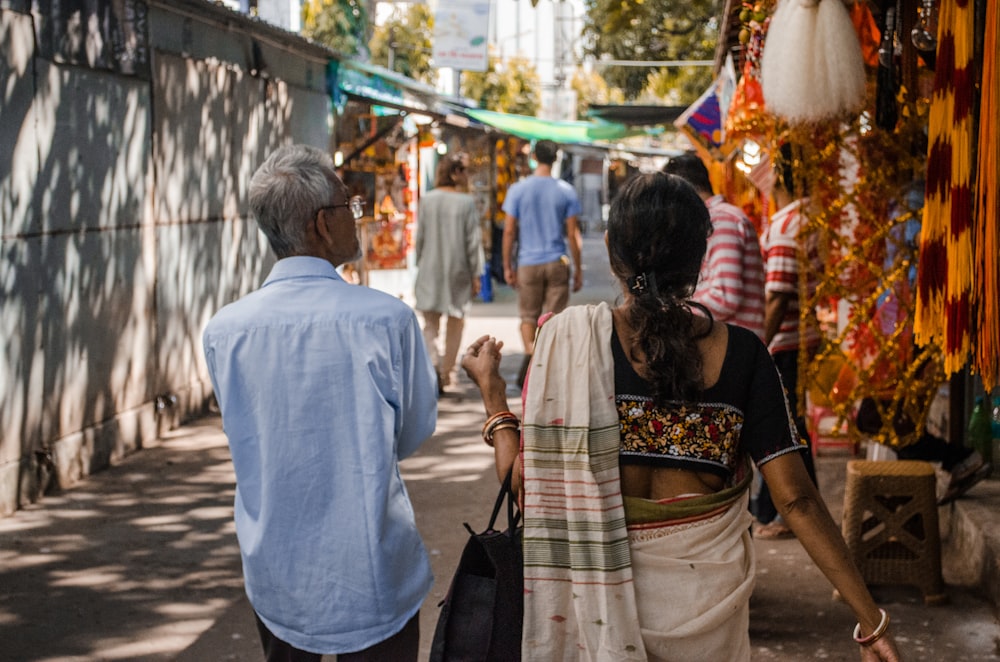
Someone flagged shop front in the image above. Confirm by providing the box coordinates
[328,60,451,300]
[700,0,998,450]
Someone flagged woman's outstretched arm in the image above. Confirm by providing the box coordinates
[760,452,902,662]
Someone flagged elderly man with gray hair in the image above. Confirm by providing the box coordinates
[203,144,438,661]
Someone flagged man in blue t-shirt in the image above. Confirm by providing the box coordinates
[501,140,583,383]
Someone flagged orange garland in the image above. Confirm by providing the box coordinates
[973,0,1000,390]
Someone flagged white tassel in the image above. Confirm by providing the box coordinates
[761,0,866,124]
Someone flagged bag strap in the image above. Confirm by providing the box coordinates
[486,468,521,536]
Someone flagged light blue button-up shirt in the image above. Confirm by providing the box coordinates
[203,256,437,653]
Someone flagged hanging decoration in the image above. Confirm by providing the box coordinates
[914,0,975,377]
[725,5,774,142]
[674,84,725,155]
[786,99,944,448]
[973,0,1000,390]
[674,60,735,159]
[875,5,900,130]
[493,137,520,224]
[910,0,939,68]
[850,0,882,67]
[760,0,866,124]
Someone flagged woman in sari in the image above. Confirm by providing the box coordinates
[461,172,901,661]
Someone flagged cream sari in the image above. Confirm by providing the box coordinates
[522,303,754,662]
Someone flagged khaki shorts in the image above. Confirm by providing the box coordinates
[517,257,570,324]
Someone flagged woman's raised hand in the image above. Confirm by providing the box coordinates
[461,335,505,392]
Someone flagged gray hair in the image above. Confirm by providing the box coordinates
[249,144,337,257]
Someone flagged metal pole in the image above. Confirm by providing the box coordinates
[515,0,521,55]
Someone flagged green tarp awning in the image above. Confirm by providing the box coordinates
[463,108,640,144]
[329,60,439,115]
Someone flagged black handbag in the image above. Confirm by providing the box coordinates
[429,469,523,662]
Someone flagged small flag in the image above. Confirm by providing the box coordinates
[675,60,735,154]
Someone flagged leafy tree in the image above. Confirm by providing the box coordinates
[580,0,720,101]
[301,0,370,57]
[643,67,711,106]
[571,67,625,118]
[462,50,541,115]
[369,4,436,84]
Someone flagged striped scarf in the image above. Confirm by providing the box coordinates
[521,303,647,661]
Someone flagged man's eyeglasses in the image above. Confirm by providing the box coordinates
[316,196,366,221]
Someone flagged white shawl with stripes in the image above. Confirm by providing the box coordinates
[521,302,647,661]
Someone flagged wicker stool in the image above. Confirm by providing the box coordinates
[841,460,947,605]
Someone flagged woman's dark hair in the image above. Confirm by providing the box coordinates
[606,172,713,403]
[434,154,467,188]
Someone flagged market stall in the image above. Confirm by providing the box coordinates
[701,0,997,450]
[328,59,501,300]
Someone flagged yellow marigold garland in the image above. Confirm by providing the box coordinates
[914,0,975,376]
[973,0,1000,391]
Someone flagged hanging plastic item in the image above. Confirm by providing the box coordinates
[725,29,773,143]
[760,0,867,124]
[850,0,883,67]
[875,6,900,130]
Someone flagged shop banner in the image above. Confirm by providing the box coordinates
[433,0,490,72]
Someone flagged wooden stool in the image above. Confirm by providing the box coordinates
[841,460,947,605]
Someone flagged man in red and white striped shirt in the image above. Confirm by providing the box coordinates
[754,145,821,537]
[762,197,821,354]
[663,153,766,340]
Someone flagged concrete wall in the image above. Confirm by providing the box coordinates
[0,0,333,515]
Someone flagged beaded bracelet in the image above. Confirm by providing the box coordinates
[853,608,890,646]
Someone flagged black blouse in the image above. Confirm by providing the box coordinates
[612,323,808,479]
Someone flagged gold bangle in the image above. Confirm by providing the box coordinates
[483,418,519,447]
[484,415,518,439]
[489,421,520,440]
[853,608,889,646]
[482,411,516,438]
